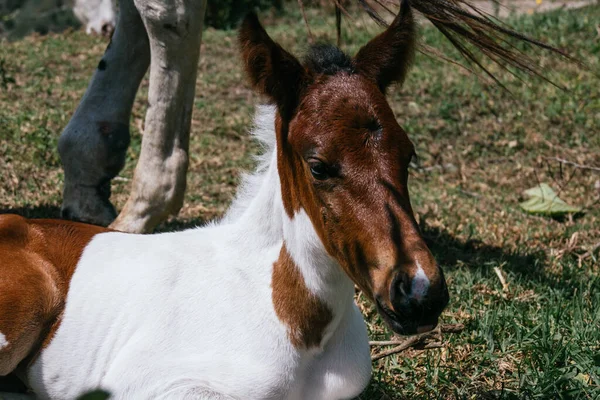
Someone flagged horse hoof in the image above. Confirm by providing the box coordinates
[61,183,117,227]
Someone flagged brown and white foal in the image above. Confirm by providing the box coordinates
[0,8,447,399]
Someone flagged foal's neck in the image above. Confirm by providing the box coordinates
[227,139,355,345]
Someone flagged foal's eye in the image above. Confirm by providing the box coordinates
[309,161,330,180]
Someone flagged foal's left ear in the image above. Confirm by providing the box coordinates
[239,13,310,119]
[354,0,416,93]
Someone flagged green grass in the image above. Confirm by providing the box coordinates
[1,3,599,399]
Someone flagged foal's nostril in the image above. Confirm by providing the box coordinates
[390,269,447,319]
[391,271,429,305]
[390,272,411,303]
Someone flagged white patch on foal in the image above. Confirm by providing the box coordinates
[0,332,9,350]
[411,261,430,301]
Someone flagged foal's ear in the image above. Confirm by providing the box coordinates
[239,13,310,119]
[354,1,415,92]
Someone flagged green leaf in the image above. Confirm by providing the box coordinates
[520,183,582,216]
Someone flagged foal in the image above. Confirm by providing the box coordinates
[0,8,446,399]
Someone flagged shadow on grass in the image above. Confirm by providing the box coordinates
[0,204,62,219]
[418,224,574,290]
[0,374,27,393]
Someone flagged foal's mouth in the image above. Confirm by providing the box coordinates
[375,297,438,336]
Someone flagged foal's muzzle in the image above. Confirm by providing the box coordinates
[377,267,449,335]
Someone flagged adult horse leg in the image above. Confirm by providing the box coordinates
[58,0,150,227]
[109,0,207,233]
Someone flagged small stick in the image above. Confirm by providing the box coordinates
[422,343,444,350]
[297,0,314,44]
[371,340,443,361]
[579,242,600,262]
[544,157,600,173]
[335,1,342,47]
[370,323,464,361]
[369,323,465,346]
[370,340,409,346]
[440,323,465,333]
[493,266,509,293]
[371,336,421,361]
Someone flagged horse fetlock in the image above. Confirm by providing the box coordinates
[59,121,129,226]
[164,150,188,213]
[110,154,188,233]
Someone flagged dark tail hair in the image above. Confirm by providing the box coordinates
[325,0,575,88]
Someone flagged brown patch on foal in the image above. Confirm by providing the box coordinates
[0,214,108,375]
[272,246,332,349]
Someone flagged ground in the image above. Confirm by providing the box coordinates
[0,2,599,399]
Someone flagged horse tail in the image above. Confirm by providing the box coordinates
[353,0,577,89]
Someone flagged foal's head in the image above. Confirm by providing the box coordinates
[239,6,448,335]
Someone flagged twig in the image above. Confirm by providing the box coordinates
[335,1,342,47]
[579,242,600,262]
[370,323,464,361]
[370,340,407,346]
[371,336,421,361]
[458,188,481,198]
[493,266,509,293]
[439,323,465,333]
[544,157,600,173]
[422,343,444,350]
[371,340,444,361]
[297,0,314,44]
[369,323,464,346]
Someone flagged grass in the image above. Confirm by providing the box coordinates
[1,3,599,399]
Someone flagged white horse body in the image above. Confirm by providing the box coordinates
[26,107,371,400]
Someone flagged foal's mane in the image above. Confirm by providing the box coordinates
[222,105,277,223]
[304,44,354,76]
